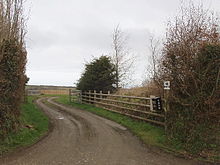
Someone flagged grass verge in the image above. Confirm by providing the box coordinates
[56,95,220,163]
[0,96,49,155]
[55,95,176,150]
[55,95,220,163]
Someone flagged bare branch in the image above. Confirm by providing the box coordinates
[111,25,134,89]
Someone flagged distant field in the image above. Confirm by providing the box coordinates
[41,90,69,95]
[26,85,75,95]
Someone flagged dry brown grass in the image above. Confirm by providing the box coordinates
[116,82,162,97]
[40,90,69,95]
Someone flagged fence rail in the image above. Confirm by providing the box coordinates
[69,89,81,103]
[70,90,165,127]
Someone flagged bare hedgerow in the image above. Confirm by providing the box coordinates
[160,2,220,154]
[0,0,27,139]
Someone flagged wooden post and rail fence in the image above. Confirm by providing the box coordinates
[69,89,169,127]
[69,89,82,103]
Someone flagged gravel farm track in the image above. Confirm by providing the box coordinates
[0,97,211,165]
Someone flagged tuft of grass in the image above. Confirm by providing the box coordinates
[0,96,49,155]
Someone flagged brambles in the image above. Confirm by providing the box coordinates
[160,3,220,154]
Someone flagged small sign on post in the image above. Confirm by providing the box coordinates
[164,81,170,90]
[152,97,163,111]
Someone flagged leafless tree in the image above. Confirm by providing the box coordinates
[111,25,134,89]
[0,0,26,45]
[147,34,161,83]
[142,34,163,96]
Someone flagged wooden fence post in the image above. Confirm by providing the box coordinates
[150,95,155,111]
[77,90,79,103]
[94,90,96,102]
[89,90,91,104]
[164,89,170,133]
[81,91,86,104]
[69,89,72,102]
[100,91,102,100]
[80,90,82,103]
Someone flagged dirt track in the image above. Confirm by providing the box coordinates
[0,97,203,165]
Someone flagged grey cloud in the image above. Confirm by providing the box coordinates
[25,0,220,86]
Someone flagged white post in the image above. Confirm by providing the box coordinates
[100,91,103,100]
[94,90,96,102]
[150,95,155,112]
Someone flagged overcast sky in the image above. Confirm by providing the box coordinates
[25,0,220,87]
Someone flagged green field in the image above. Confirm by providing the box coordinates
[0,96,49,155]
